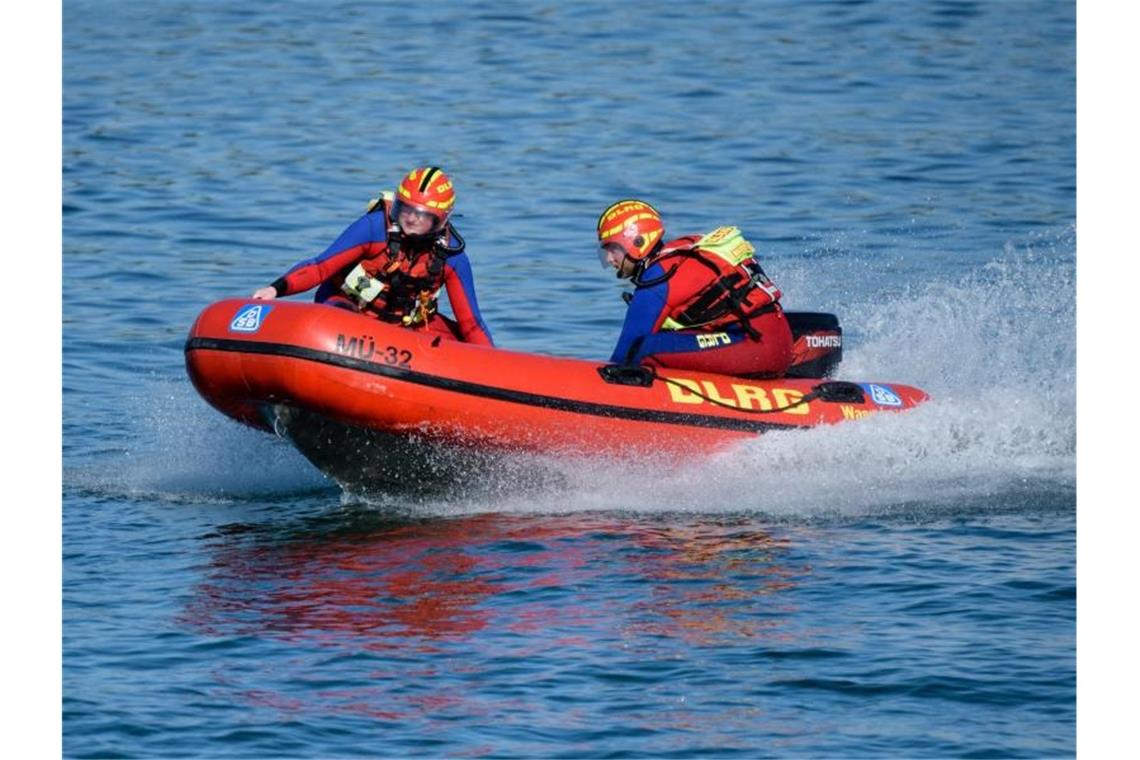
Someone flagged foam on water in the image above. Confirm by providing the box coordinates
[75,236,1074,518]
[438,236,1076,518]
[61,4,1077,755]
[66,380,330,503]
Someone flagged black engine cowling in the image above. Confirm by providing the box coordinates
[785,311,843,378]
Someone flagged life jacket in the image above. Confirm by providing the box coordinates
[340,193,465,327]
[633,226,782,339]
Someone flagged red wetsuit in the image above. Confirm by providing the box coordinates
[268,204,493,346]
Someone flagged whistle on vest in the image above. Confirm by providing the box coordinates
[341,262,387,306]
[401,290,437,327]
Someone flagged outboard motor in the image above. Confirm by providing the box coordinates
[785,312,843,378]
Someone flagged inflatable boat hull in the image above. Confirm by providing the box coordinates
[185,300,928,485]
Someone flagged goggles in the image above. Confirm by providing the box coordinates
[394,201,444,231]
[598,243,624,268]
[599,243,638,280]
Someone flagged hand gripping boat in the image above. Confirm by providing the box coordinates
[185,300,928,492]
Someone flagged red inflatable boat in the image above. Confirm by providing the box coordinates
[185,299,928,491]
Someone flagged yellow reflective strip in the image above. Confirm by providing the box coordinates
[600,212,657,240]
[599,201,645,226]
[599,222,625,239]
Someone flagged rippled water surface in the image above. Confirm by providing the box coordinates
[64,1,1075,757]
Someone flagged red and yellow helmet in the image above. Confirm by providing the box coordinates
[596,199,665,263]
[393,166,456,233]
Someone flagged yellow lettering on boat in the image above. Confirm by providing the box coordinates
[771,388,809,415]
[732,384,772,411]
[700,381,738,407]
[666,378,704,404]
[667,379,812,415]
[841,404,871,420]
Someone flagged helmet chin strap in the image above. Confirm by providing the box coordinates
[396,219,463,256]
[397,230,435,254]
[616,254,639,279]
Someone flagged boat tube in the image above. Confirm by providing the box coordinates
[185,299,928,490]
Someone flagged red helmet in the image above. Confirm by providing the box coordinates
[393,166,456,234]
[596,199,665,263]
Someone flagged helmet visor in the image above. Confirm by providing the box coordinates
[393,200,445,234]
[598,242,625,269]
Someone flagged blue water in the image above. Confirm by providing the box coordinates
[63,1,1075,757]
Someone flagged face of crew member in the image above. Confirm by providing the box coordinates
[602,244,637,279]
[398,205,439,236]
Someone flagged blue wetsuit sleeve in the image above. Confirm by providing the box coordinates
[609,266,669,364]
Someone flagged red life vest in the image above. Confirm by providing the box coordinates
[341,198,461,326]
[637,229,783,336]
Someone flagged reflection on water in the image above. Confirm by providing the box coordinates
[183,509,807,650]
[64,0,1075,750]
[629,525,803,643]
[179,508,814,730]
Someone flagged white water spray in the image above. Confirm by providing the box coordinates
[465,236,1077,517]
[78,235,1075,516]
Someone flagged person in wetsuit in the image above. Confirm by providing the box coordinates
[252,166,493,345]
[597,199,792,377]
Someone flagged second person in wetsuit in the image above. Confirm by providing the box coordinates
[597,199,792,377]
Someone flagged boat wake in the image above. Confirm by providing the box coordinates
[65,383,330,505]
[75,235,1074,518]
[419,235,1077,519]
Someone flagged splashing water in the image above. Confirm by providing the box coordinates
[66,380,329,504]
[465,238,1076,518]
[74,240,1074,518]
